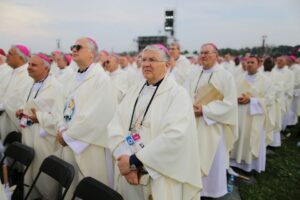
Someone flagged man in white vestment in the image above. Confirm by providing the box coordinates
[97,50,109,66]
[184,43,238,198]
[54,53,74,88]
[0,45,33,141]
[285,56,300,126]
[108,44,202,200]
[230,56,274,173]
[50,50,61,75]
[269,56,294,147]
[16,53,64,199]
[56,37,116,199]
[169,42,192,85]
[120,55,137,86]
[0,49,12,80]
[103,54,128,103]
[222,53,235,73]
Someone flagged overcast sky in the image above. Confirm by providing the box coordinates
[1,0,299,54]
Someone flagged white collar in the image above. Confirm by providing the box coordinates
[202,64,217,73]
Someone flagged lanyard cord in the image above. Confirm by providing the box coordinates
[26,76,48,102]
[128,79,163,132]
[194,70,213,94]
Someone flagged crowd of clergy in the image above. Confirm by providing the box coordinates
[0,37,299,200]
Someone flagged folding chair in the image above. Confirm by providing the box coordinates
[24,155,75,200]
[0,142,34,198]
[72,177,123,200]
[3,131,22,146]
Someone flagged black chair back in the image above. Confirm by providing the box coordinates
[3,131,22,146]
[72,177,123,200]
[24,155,75,200]
[0,142,34,179]
[0,142,35,199]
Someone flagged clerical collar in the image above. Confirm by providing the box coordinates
[77,66,89,73]
[202,64,216,73]
[12,63,27,73]
[276,66,284,71]
[36,74,49,83]
[110,67,121,76]
[245,73,257,83]
[146,78,164,87]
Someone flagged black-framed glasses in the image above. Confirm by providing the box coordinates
[200,51,216,56]
[70,44,82,51]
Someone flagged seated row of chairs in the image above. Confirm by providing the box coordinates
[0,136,123,200]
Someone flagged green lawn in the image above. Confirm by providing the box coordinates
[239,119,300,200]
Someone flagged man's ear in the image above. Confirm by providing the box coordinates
[165,60,172,69]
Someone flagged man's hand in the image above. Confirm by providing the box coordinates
[193,105,203,117]
[15,109,24,119]
[28,108,39,123]
[124,170,139,185]
[56,131,68,146]
[117,155,131,175]
[238,94,250,104]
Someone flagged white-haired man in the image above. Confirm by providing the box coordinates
[56,37,116,198]
[108,44,202,200]
[16,53,64,199]
[169,42,193,85]
[0,45,33,141]
[103,54,128,103]
[185,43,238,198]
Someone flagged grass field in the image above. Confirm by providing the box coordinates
[239,119,300,200]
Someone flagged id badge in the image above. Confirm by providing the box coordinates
[63,97,75,122]
[132,132,145,152]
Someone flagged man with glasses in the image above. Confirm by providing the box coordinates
[56,37,117,198]
[108,44,202,200]
[185,43,238,198]
[169,42,192,85]
[230,56,274,174]
[103,54,128,103]
[0,45,33,141]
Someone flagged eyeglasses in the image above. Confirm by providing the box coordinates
[200,51,216,56]
[247,61,255,64]
[70,44,83,51]
[141,58,166,63]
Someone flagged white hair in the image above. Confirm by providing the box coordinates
[11,45,30,63]
[142,45,170,61]
[78,37,99,62]
[41,59,51,69]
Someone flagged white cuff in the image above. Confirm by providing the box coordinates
[203,113,217,126]
[58,124,67,132]
[249,98,264,115]
[144,166,161,180]
[113,141,131,159]
[63,134,89,155]
[39,128,48,137]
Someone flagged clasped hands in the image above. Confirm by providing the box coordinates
[193,104,203,117]
[238,93,251,104]
[15,108,39,123]
[117,155,139,185]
